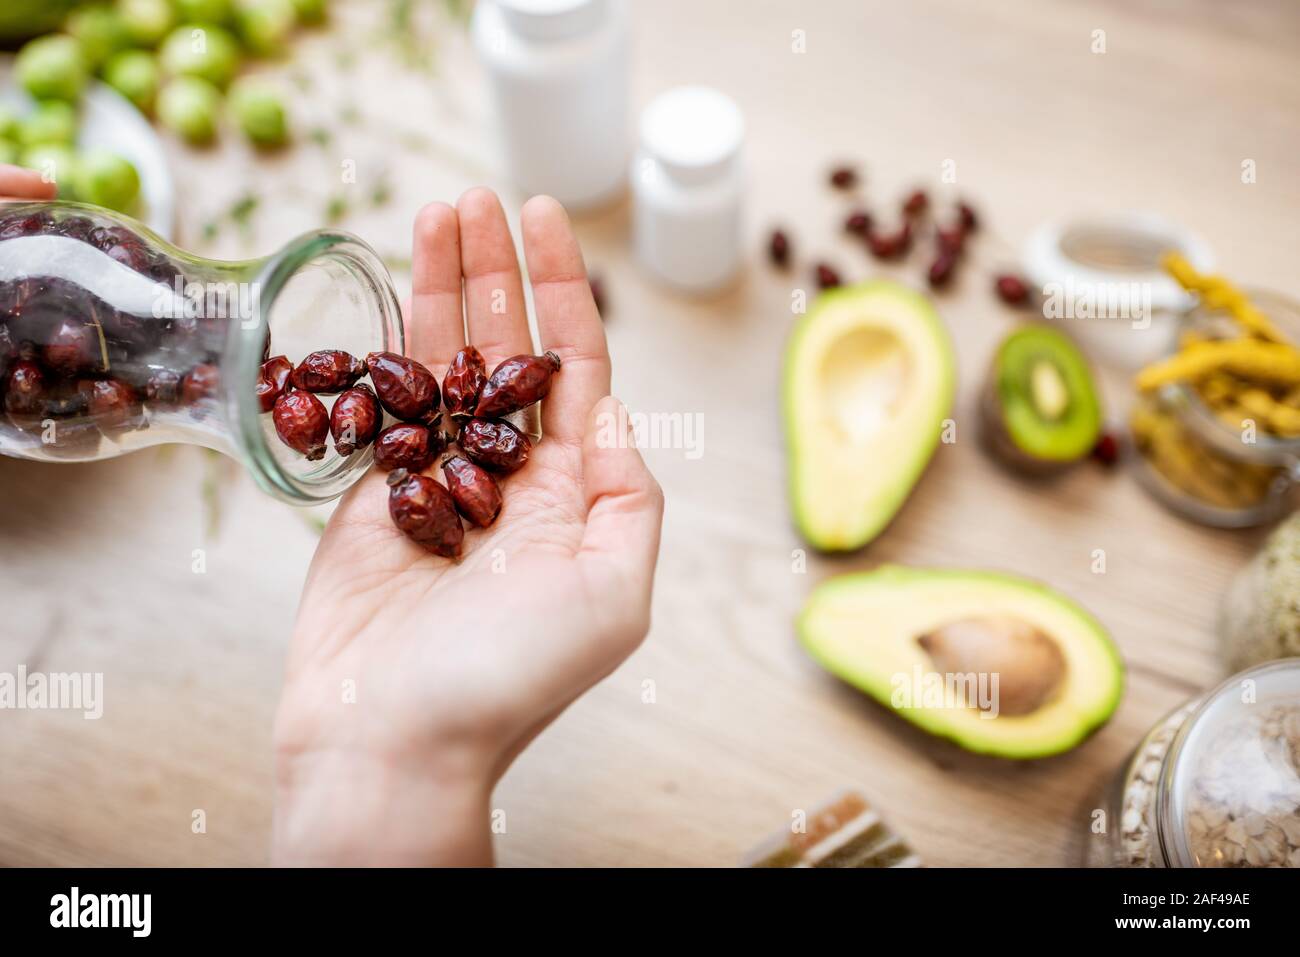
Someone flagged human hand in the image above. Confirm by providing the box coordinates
[0,164,58,202]
[272,189,664,865]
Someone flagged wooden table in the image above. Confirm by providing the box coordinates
[1,0,1296,866]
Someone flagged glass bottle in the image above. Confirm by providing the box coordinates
[0,200,403,505]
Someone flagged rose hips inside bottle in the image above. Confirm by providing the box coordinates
[373,422,444,472]
[82,377,143,434]
[273,390,329,460]
[458,417,532,474]
[288,349,365,394]
[386,468,464,558]
[330,383,382,456]
[181,363,220,404]
[255,355,293,413]
[144,368,182,407]
[474,351,562,419]
[3,359,47,418]
[442,345,487,422]
[442,454,503,528]
[43,318,104,376]
[365,351,441,423]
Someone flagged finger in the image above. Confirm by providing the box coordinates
[408,202,465,373]
[576,396,664,623]
[455,187,532,366]
[519,195,610,446]
[0,164,57,201]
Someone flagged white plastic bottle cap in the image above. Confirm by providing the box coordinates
[639,86,744,186]
[497,0,606,41]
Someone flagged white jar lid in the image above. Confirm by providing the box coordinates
[639,85,744,186]
[497,0,605,41]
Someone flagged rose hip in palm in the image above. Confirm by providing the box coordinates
[386,468,464,557]
[442,454,502,527]
[474,351,561,419]
[273,390,329,460]
[289,350,365,394]
[255,355,293,412]
[458,417,532,474]
[442,345,486,421]
[330,383,382,456]
[365,351,440,423]
[373,422,444,472]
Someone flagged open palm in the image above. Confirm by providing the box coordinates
[272,190,663,864]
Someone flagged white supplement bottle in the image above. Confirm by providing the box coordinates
[472,0,630,210]
[632,85,745,294]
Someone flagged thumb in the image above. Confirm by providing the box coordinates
[578,395,665,601]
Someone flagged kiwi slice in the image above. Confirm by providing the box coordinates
[980,325,1102,472]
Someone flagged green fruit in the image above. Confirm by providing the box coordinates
[19,101,79,148]
[228,77,288,147]
[19,144,80,198]
[157,75,222,143]
[174,0,235,25]
[71,148,141,212]
[0,106,24,142]
[15,34,89,103]
[798,565,1124,759]
[159,23,241,88]
[66,5,133,71]
[291,0,328,25]
[980,325,1102,473]
[116,0,176,47]
[0,139,20,166]
[103,49,161,112]
[783,280,955,551]
[235,0,296,57]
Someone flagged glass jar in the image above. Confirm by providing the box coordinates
[1088,660,1300,868]
[0,201,403,504]
[1129,290,1300,527]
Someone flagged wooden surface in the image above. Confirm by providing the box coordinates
[2,0,1298,866]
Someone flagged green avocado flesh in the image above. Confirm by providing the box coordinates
[992,325,1101,463]
[783,282,955,551]
[799,566,1124,759]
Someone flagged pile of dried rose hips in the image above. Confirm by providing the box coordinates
[258,344,561,557]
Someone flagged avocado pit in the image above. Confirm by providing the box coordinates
[917,615,1067,716]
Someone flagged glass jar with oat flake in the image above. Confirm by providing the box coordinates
[1088,659,1300,867]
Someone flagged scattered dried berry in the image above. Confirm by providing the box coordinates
[768,229,791,268]
[442,454,503,528]
[957,202,978,232]
[373,422,443,472]
[867,223,912,260]
[442,345,487,422]
[1092,432,1121,467]
[386,468,464,558]
[474,351,562,419]
[330,383,382,456]
[928,251,958,289]
[181,363,220,404]
[844,210,873,236]
[273,390,329,460]
[255,355,293,413]
[289,349,365,394]
[936,226,965,255]
[459,417,532,474]
[995,274,1031,306]
[366,351,440,423]
[829,166,858,190]
[903,190,928,218]
[815,263,841,290]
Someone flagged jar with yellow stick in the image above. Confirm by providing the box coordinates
[1130,256,1300,527]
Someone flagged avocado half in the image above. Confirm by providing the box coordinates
[798,565,1124,759]
[980,325,1101,473]
[783,281,956,551]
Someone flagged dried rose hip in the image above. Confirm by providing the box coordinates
[387,468,464,558]
[145,368,182,407]
[83,378,143,433]
[1092,432,1121,467]
[373,422,444,472]
[903,190,928,218]
[3,359,47,417]
[442,454,503,528]
[182,363,220,404]
[443,345,486,422]
[844,210,873,236]
[995,274,1030,305]
[366,351,440,423]
[43,318,104,376]
[768,229,791,267]
[828,166,858,190]
[815,263,841,290]
[936,226,965,255]
[255,355,293,413]
[459,417,532,474]
[289,349,365,394]
[273,390,329,460]
[474,351,561,419]
[928,251,958,288]
[330,383,382,456]
[867,223,912,260]
[957,202,979,232]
